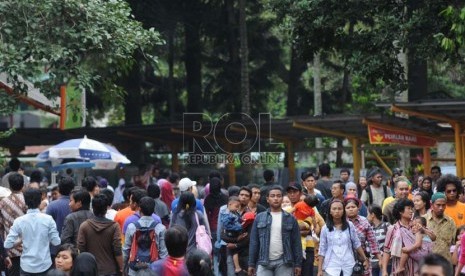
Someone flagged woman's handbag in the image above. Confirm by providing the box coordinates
[195,212,212,254]
[348,225,365,276]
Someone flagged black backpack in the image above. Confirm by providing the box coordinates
[365,185,388,205]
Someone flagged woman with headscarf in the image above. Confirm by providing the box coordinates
[346,182,368,217]
[204,177,228,244]
[71,252,98,276]
[160,179,175,209]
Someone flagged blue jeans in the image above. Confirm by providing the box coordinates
[257,258,293,276]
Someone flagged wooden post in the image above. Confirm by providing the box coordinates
[423,147,431,177]
[226,144,236,186]
[454,122,463,177]
[287,141,295,182]
[371,150,393,175]
[462,135,465,177]
[351,138,361,183]
[171,146,179,172]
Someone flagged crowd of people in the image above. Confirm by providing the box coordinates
[0,157,464,276]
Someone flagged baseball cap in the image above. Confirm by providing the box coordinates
[179,177,197,192]
[286,182,302,192]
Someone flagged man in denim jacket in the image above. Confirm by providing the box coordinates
[248,185,302,276]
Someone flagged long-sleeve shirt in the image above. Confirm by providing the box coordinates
[123,216,168,276]
[350,215,380,255]
[318,221,361,271]
[4,209,60,273]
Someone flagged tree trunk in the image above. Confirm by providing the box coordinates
[287,45,307,116]
[184,20,202,112]
[225,0,241,112]
[313,52,324,164]
[239,0,250,116]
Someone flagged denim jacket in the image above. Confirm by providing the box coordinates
[248,210,302,268]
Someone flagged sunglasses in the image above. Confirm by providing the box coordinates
[446,189,457,194]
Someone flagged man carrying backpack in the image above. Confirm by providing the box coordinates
[124,196,168,275]
[360,169,392,207]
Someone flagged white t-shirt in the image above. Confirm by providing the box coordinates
[269,211,283,260]
[360,185,392,207]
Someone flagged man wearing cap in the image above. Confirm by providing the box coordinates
[382,177,410,224]
[424,192,456,261]
[171,177,204,213]
[319,180,345,221]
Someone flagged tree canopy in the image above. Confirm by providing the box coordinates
[0,0,162,112]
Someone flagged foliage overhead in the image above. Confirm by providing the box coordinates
[0,0,162,106]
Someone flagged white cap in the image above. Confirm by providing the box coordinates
[178,177,196,192]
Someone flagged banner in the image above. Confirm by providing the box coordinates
[368,125,436,147]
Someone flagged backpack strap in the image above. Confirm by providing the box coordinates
[382,185,388,199]
[366,186,373,205]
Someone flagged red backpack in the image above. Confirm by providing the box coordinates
[128,220,159,271]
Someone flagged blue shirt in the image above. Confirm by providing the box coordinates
[46,195,71,255]
[4,209,60,273]
[171,198,204,213]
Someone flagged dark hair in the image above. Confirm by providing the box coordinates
[419,253,452,276]
[24,188,42,209]
[368,204,383,221]
[304,194,319,208]
[168,173,180,184]
[301,171,315,181]
[326,199,348,231]
[263,170,274,182]
[8,172,24,191]
[186,249,214,276]
[91,194,108,217]
[122,183,135,202]
[227,186,240,197]
[392,198,414,221]
[239,186,252,197]
[413,216,427,227]
[175,192,196,229]
[9,158,21,171]
[30,170,43,183]
[57,243,79,263]
[71,190,91,210]
[147,184,161,199]
[159,169,171,179]
[431,166,441,173]
[414,191,431,211]
[332,180,345,192]
[139,197,155,216]
[209,170,223,181]
[318,163,331,177]
[209,177,222,196]
[81,177,98,193]
[228,196,240,203]
[266,185,283,197]
[59,177,75,196]
[71,252,98,276]
[340,168,350,175]
[436,174,463,199]
[131,189,148,205]
[99,189,114,208]
[165,225,188,257]
[247,184,260,191]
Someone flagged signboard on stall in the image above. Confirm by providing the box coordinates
[368,125,437,147]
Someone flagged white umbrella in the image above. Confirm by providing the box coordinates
[37,136,130,170]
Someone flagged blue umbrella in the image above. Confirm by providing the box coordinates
[37,136,130,169]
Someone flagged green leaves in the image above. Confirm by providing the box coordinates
[0,0,162,105]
